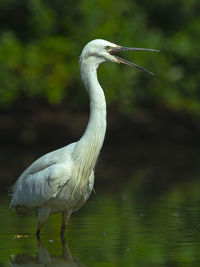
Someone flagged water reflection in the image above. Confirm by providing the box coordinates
[10,237,85,267]
[2,144,200,265]
[1,181,200,266]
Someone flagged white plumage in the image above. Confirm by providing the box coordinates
[10,39,158,236]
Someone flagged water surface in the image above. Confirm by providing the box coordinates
[1,145,200,266]
[1,180,200,266]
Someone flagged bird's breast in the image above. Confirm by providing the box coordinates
[49,169,94,214]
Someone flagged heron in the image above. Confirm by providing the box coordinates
[10,39,158,237]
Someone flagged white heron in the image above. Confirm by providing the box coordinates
[10,39,158,237]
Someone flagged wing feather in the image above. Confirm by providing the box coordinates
[10,163,71,209]
[10,142,75,210]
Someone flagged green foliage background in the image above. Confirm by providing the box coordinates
[0,0,200,114]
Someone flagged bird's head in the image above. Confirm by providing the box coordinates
[80,39,159,75]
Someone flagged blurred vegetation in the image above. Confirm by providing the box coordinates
[0,0,200,115]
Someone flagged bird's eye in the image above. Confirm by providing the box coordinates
[105,46,111,51]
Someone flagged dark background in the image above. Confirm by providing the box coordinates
[1,0,200,190]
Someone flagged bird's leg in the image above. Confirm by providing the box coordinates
[60,211,71,236]
[36,229,40,238]
[36,206,51,237]
[61,234,74,260]
[36,222,44,238]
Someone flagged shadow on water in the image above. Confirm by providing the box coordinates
[10,237,85,267]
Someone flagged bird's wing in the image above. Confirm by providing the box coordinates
[10,143,76,208]
[10,162,72,209]
[17,143,76,180]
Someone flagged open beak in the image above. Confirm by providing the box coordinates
[110,46,159,75]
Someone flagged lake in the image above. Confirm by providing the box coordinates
[1,144,200,266]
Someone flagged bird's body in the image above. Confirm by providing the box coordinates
[10,39,158,236]
[11,143,93,212]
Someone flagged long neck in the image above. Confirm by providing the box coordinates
[73,59,107,176]
[81,61,107,146]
